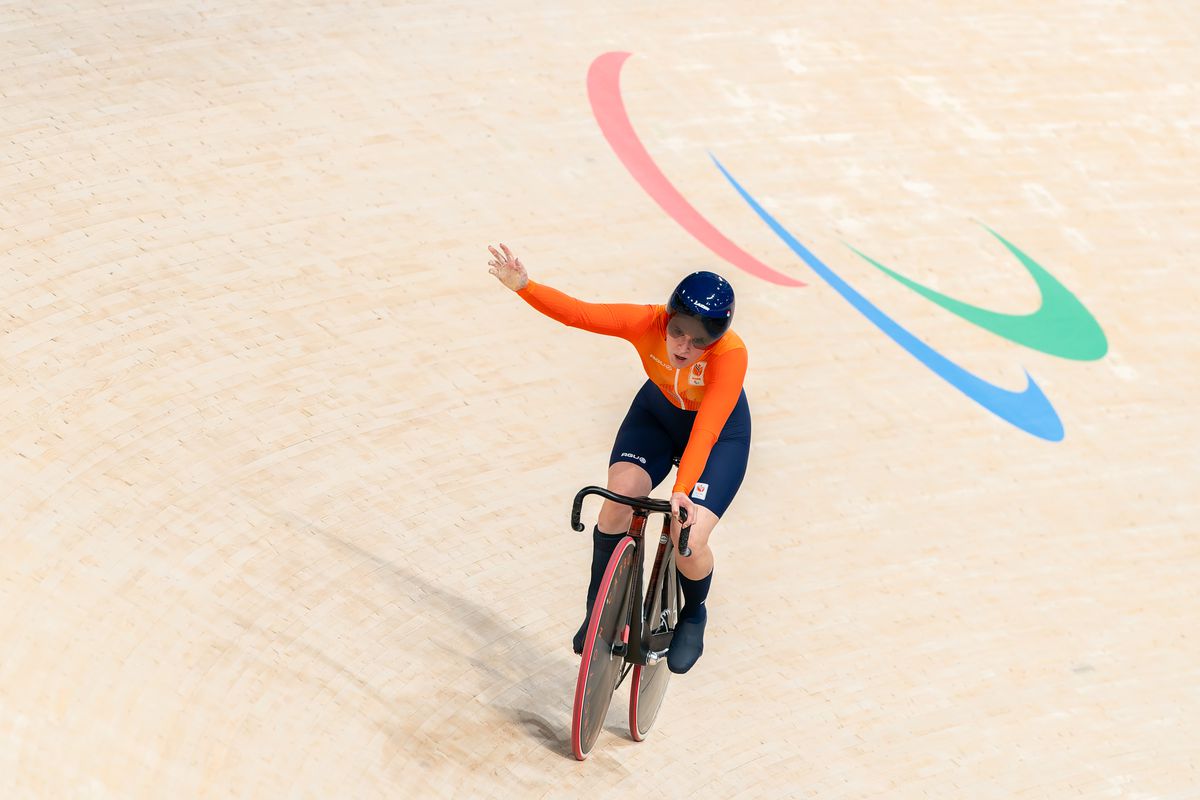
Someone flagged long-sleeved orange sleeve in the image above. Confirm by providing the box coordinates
[516,280,656,340]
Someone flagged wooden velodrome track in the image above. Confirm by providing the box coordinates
[3,2,1197,797]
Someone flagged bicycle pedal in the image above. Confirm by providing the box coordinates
[646,649,668,666]
[621,625,630,644]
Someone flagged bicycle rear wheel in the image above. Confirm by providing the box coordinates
[628,546,679,741]
[571,536,636,761]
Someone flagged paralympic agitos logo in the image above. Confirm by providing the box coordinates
[588,52,1107,442]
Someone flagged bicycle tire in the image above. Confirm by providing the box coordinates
[628,547,679,741]
[571,536,636,761]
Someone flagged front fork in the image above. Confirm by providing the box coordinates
[622,512,675,665]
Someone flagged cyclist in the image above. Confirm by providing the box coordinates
[487,243,751,674]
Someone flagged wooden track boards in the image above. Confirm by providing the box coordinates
[2,2,1197,796]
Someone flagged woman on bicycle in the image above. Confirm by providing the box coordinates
[487,243,751,674]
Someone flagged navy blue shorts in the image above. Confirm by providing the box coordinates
[608,380,751,519]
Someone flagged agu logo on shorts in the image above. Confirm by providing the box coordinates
[587,52,1109,442]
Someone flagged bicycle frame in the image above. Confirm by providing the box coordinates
[571,487,689,670]
[610,509,671,668]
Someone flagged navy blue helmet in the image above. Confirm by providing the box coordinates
[667,271,735,343]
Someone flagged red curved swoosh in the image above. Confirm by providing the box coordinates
[587,52,804,287]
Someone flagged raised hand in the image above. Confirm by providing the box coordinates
[487,243,529,291]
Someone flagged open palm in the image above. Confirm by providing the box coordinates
[487,243,528,291]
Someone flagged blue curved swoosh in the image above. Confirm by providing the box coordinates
[710,154,1064,441]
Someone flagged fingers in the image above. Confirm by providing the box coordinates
[680,495,697,525]
[487,243,519,270]
[670,492,692,525]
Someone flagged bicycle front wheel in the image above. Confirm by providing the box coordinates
[629,547,679,741]
[571,536,636,761]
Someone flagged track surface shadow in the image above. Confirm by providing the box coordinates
[284,513,580,760]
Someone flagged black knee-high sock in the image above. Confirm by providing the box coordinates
[584,526,625,618]
[678,569,712,621]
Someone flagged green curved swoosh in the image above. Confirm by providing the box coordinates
[848,226,1107,360]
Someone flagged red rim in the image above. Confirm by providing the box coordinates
[628,665,646,742]
[570,537,634,760]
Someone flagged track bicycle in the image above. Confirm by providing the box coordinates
[569,486,692,761]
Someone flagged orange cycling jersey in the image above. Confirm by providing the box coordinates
[517,280,748,496]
